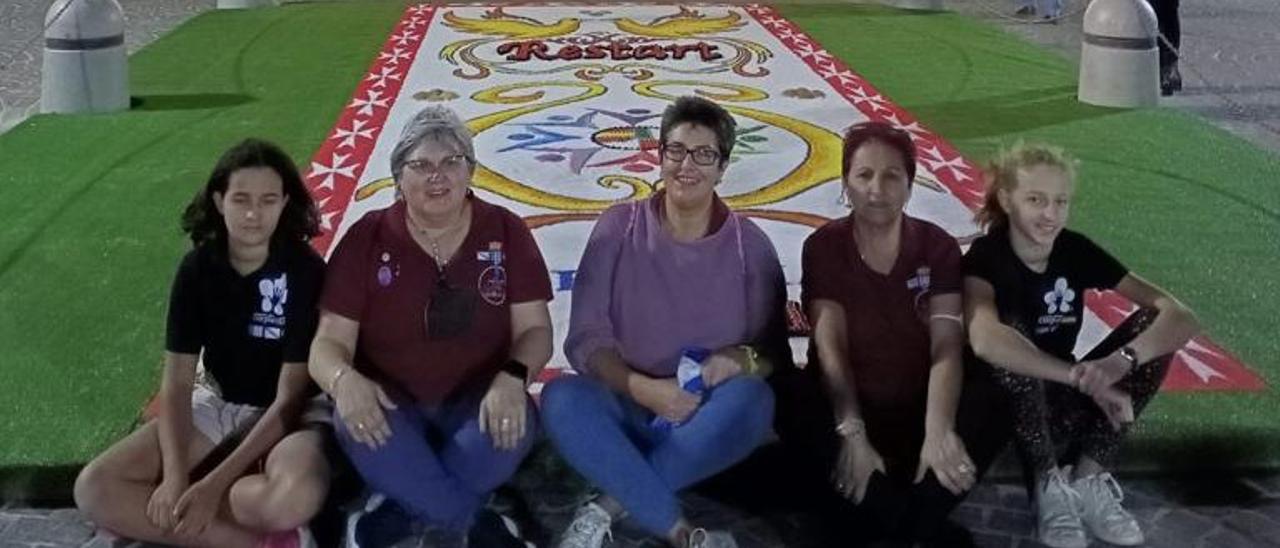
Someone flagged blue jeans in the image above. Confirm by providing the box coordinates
[541,374,774,535]
[334,383,536,532]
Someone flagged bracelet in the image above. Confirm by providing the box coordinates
[835,417,866,439]
[328,367,350,394]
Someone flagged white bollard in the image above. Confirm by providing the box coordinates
[883,0,944,10]
[217,0,277,9]
[1078,0,1160,108]
[41,0,129,114]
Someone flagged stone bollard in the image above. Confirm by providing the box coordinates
[883,0,944,10]
[1078,0,1161,108]
[40,0,129,114]
[217,0,277,9]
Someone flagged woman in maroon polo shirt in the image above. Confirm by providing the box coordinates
[307,106,553,547]
[772,122,1010,545]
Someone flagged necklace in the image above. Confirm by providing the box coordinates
[407,205,467,273]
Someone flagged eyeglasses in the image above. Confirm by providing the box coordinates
[661,143,721,166]
[404,154,469,177]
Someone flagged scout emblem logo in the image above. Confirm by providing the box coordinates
[478,241,507,305]
[251,273,288,340]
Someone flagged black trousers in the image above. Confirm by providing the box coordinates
[1146,0,1181,70]
[769,361,1011,545]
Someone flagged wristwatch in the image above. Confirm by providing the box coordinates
[1118,346,1139,371]
[501,358,529,382]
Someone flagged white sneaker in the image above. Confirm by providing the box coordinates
[556,502,613,548]
[686,528,737,548]
[1036,469,1088,548]
[1074,472,1145,546]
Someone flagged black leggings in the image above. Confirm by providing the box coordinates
[1146,0,1181,69]
[770,363,1011,544]
[989,309,1172,477]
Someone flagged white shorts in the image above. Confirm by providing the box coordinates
[191,385,334,445]
[191,384,264,445]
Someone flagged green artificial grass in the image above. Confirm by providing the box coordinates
[0,2,1277,499]
[0,3,411,494]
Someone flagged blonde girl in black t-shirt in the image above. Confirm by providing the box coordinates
[963,142,1200,548]
[75,139,330,548]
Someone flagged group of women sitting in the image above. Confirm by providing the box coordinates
[73,96,1199,548]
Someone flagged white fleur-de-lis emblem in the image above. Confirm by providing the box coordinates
[1044,277,1075,314]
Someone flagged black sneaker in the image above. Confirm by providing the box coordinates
[469,508,530,548]
[1161,64,1183,96]
[348,493,416,548]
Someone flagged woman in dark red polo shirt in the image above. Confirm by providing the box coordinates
[307,106,553,548]
[772,122,1010,546]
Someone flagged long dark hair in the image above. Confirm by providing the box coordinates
[181,139,320,247]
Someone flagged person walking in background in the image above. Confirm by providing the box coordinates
[1146,0,1183,95]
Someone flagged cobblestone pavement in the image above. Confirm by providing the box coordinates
[0,0,213,133]
[3,444,1280,547]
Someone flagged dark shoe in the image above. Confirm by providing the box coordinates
[348,493,416,548]
[1161,64,1183,96]
[1013,5,1036,17]
[469,508,529,548]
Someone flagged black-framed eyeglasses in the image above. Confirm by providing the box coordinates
[661,143,721,166]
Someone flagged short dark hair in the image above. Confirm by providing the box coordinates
[181,138,320,247]
[659,96,736,167]
[841,121,917,184]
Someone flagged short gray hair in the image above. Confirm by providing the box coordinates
[390,106,476,183]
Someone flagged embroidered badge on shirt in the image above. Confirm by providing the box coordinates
[250,273,287,340]
[376,251,398,287]
[478,241,507,306]
[906,266,932,318]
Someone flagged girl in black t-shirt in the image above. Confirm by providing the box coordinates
[963,142,1200,548]
[75,139,330,548]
